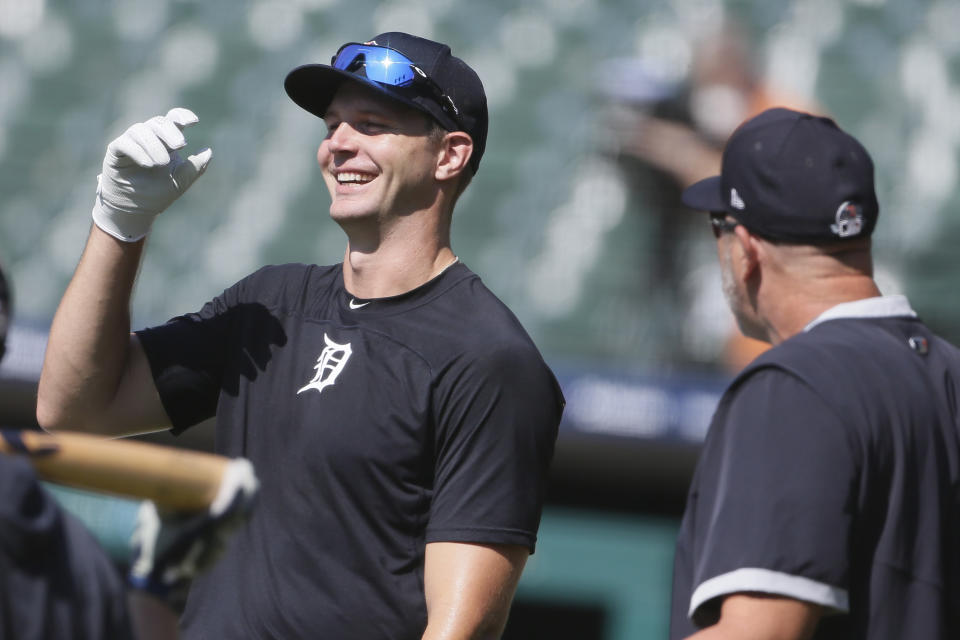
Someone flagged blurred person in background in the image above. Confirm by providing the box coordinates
[602,20,816,373]
[0,259,141,640]
[1,447,252,640]
[1,455,176,640]
[36,32,563,639]
[671,108,960,639]
[2,259,251,640]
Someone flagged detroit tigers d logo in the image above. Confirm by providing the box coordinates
[297,333,352,395]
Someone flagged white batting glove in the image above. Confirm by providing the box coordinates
[128,459,258,608]
[92,107,213,242]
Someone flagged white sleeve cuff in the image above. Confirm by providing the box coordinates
[92,197,155,242]
[690,567,849,619]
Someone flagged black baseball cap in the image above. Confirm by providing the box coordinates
[682,108,879,243]
[284,32,488,174]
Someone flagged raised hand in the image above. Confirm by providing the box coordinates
[92,107,213,242]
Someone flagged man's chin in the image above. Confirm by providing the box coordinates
[329,206,376,222]
[328,208,384,238]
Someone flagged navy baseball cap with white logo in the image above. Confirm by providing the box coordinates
[682,108,879,243]
[284,32,488,174]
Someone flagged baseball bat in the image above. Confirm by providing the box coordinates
[0,429,229,512]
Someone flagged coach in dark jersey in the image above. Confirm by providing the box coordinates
[671,107,960,639]
[36,32,563,639]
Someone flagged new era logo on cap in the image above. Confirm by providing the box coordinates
[730,188,745,210]
[681,108,879,243]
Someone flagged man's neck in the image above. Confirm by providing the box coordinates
[336,195,458,298]
[761,276,883,345]
[341,237,457,299]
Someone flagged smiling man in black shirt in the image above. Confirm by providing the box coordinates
[37,32,564,639]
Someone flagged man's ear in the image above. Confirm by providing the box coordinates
[733,224,761,280]
[435,131,473,182]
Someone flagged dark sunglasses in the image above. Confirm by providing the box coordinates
[709,213,740,238]
[331,43,463,129]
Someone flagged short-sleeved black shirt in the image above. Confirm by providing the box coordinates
[671,297,960,639]
[137,262,564,639]
[0,457,134,640]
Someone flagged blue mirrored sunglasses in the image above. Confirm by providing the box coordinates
[331,43,462,128]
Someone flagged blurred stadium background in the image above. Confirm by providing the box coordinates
[2,0,959,637]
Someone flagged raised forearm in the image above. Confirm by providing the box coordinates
[37,108,211,435]
[36,227,144,432]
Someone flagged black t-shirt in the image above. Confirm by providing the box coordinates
[0,457,134,640]
[671,306,960,639]
[137,262,564,639]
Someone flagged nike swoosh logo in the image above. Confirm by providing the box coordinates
[349,299,370,310]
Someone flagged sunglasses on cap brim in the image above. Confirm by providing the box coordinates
[331,43,463,129]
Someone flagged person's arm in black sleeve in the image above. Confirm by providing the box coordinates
[681,368,857,639]
[422,344,563,639]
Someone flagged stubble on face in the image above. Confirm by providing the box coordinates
[719,242,739,311]
[718,236,759,340]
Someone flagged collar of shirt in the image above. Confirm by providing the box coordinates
[803,294,917,333]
